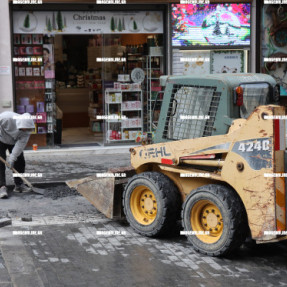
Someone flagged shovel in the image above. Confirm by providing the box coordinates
[0,156,45,195]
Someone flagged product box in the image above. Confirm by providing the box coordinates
[24,81,34,89]
[15,67,19,77]
[88,107,97,118]
[26,67,33,76]
[129,130,138,140]
[19,47,27,55]
[19,67,26,76]
[47,113,53,123]
[122,119,129,128]
[26,47,33,55]
[34,81,45,89]
[26,105,34,113]
[20,97,29,106]
[33,46,43,55]
[14,47,19,56]
[45,70,55,79]
[38,126,47,134]
[46,103,53,112]
[132,83,141,90]
[16,105,25,114]
[47,124,53,134]
[122,130,129,140]
[36,112,47,123]
[36,102,45,113]
[33,67,40,76]
[149,46,163,56]
[129,117,141,127]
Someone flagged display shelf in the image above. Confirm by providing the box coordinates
[105,88,143,143]
[13,34,58,146]
[144,55,164,131]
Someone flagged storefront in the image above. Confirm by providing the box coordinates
[11,4,167,147]
[9,1,255,149]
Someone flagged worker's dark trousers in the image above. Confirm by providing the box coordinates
[0,141,25,187]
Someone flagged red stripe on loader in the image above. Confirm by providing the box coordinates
[274,119,280,151]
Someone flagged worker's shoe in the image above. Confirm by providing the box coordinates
[0,186,8,199]
[13,184,32,193]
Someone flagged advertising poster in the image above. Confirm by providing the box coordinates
[211,50,244,73]
[172,4,250,47]
[43,44,55,79]
[172,50,210,75]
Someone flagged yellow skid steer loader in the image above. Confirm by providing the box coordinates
[67,74,287,256]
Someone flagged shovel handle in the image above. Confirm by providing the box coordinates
[0,156,33,188]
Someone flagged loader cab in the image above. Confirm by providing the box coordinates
[154,74,279,144]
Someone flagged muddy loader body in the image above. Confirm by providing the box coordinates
[68,74,287,256]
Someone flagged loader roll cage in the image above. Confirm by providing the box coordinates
[162,84,221,141]
[158,81,279,142]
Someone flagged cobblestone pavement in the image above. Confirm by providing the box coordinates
[1,210,287,287]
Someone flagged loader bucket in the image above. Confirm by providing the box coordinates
[66,166,135,219]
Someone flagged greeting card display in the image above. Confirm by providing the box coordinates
[32,34,43,45]
[14,34,20,45]
[21,34,32,45]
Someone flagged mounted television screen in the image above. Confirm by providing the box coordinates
[172,4,251,47]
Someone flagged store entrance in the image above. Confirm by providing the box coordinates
[54,33,164,146]
[54,35,102,146]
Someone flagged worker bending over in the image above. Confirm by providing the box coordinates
[0,112,35,199]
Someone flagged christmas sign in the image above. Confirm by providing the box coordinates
[13,11,163,34]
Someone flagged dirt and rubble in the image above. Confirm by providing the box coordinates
[0,184,99,219]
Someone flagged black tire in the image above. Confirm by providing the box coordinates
[123,171,181,237]
[182,184,248,257]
